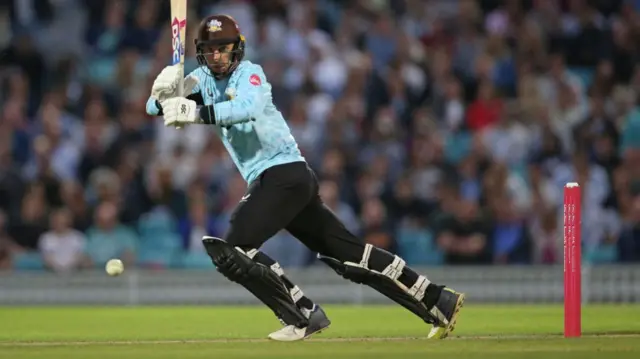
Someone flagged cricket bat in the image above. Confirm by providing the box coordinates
[170,0,187,128]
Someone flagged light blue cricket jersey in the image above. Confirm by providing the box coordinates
[146,61,306,184]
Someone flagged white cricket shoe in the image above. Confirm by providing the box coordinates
[268,325,308,342]
[268,305,331,342]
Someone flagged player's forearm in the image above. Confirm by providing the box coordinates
[211,95,266,126]
[198,104,253,126]
[146,97,163,116]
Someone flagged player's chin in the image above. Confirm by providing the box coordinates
[210,64,229,74]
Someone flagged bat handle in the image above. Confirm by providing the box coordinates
[175,65,185,130]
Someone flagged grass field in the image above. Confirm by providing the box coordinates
[1,305,640,359]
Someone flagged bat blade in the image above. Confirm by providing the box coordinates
[170,0,187,96]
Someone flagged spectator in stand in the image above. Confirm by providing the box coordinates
[1,0,639,272]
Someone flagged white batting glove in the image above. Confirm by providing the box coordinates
[150,64,199,97]
[167,76,199,129]
[151,64,182,101]
[160,97,201,127]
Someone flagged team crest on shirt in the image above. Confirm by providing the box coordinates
[225,87,236,100]
[208,19,222,32]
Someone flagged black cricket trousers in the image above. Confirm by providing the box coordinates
[225,161,363,263]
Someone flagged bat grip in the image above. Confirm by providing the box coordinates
[177,66,185,97]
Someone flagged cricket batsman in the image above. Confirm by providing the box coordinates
[146,15,464,342]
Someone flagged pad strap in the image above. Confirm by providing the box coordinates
[360,244,373,269]
[357,244,410,284]
[408,275,429,302]
[382,255,406,281]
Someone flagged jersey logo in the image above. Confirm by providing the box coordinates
[249,74,261,86]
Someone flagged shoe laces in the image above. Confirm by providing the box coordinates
[282,325,299,334]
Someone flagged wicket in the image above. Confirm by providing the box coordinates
[563,182,582,338]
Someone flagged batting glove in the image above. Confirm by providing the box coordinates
[151,64,181,101]
[160,97,201,127]
[151,65,199,102]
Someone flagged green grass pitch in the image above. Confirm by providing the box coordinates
[1,305,640,359]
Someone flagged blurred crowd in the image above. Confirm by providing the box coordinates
[2,0,640,274]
